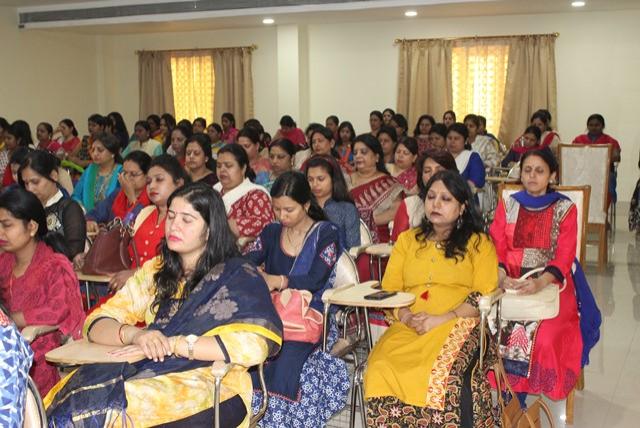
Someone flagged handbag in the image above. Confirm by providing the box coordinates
[498,267,565,321]
[82,218,138,275]
[494,357,555,428]
[271,288,323,343]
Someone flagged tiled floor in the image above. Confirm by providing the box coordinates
[331,213,640,428]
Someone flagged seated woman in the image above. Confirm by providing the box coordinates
[364,170,498,427]
[306,155,361,249]
[0,187,85,395]
[350,133,404,245]
[464,114,500,172]
[0,307,34,428]
[45,183,283,427]
[19,150,87,260]
[85,150,152,231]
[159,113,176,147]
[122,121,163,158]
[265,138,296,191]
[107,154,189,291]
[427,123,448,151]
[413,114,436,154]
[237,127,271,186]
[2,121,35,187]
[147,114,163,141]
[36,122,59,153]
[72,133,123,212]
[166,124,192,165]
[293,123,323,169]
[392,150,458,241]
[572,113,621,206]
[68,114,107,170]
[529,109,561,155]
[273,115,307,150]
[442,110,456,128]
[300,126,343,171]
[336,121,355,173]
[244,172,349,427]
[382,108,395,126]
[388,137,419,194]
[214,144,274,242]
[55,118,80,160]
[390,114,409,141]
[185,133,218,186]
[106,112,130,151]
[207,123,225,158]
[221,112,239,144]
[378,125,398,165]
[489,149,582,403]
[501,125,553,168]
[446,123,486,196]
[369,110,383,137]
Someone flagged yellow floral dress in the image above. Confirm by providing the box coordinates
[364,229,498,427]
[46,257,271,427]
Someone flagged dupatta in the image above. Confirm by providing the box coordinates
[46,258,283,427]
[214,178,270,215]
[350,175,403,243]
[81,164,122,211]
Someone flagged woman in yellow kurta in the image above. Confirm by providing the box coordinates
[365,170,498,427]
[45,183,283,427]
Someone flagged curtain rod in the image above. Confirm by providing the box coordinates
[394,32,559,44]
[135,45,257,54]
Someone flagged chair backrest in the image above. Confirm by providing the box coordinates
[558,143,610,225]
[498,184,590,265]
[23,376,46,428]
[333,251,360,288]
[359,219,373,247]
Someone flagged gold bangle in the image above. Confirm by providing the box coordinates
[171,336,181,356]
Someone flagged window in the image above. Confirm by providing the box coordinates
[170,53,215,123]
[451,44,509,135]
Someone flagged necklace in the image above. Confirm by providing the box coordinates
[285,221,314,254]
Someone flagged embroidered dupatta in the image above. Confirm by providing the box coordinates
[350,175,403,243]
[46,258,283,427]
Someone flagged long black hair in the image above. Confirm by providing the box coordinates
[416,170,484,261]
[8,120,34,148]
[217,143,256,182]
[413,114,436,137]
[304,155,354,204]
[152,183,239,312]
[107,112,129,149]
[186,133,216,171]
[0,186,69,257]
[271,171,327,222]
[18,150,60,188]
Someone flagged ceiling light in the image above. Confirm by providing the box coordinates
[571,1,585,7]
[405,10,418,17]
[262,18,275,24]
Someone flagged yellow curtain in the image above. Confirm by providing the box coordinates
[138,51,175,118]
[212,47,254,125]
[498,35,557,146]
[451,41,509,136]
[397,39,452,129]
[170,51,215,124]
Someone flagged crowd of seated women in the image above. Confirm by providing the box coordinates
[0,106,613,426]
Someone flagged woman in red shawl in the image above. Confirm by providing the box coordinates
[501,125,554,167]
[0,187,84,395]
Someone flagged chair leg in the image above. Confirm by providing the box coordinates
[576,369,585,391]
[565,388,575,425]
[598,225,608,273]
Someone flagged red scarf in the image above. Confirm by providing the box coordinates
[111,188,151,219]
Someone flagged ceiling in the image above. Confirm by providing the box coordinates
[5,0,640,34]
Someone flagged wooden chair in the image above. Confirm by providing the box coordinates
[495,183,590,424]
[558,143,611,272]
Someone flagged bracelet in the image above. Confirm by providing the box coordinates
[171,336,181,356]
[118,324,127,345]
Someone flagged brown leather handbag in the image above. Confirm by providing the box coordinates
[82,218,139,275]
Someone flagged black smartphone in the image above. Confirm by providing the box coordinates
[364,291,398,300]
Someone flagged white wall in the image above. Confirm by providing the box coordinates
[0,7,99,132]
[305,9,640,203]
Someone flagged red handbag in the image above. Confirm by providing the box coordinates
[271,289,323,343]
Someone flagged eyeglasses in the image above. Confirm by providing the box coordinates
[122,171,144,178]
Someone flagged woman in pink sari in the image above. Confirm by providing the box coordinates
[389,137,419,195]
[350,134,404,245]
[0,187,84,395]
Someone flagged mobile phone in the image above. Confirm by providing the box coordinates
[364,291,398,300]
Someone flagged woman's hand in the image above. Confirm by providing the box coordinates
[86,221,99,235]
[72,253,86,270]
[109,270,135,292]
[107,344,146,362]
[118,172,138,204]
[412,312,455,335]
[515,277,549,295]
[130,329,172,362]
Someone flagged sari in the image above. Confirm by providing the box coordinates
[244,222,350,427]
[489,191,585,399]
[72,163,122,211]
[45,257,283,427]
[349,174,404,243]
[395,166,418,193]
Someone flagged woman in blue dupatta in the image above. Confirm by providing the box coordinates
[489,149,600,406]
[45,182,283,427]
[244,171,350,427]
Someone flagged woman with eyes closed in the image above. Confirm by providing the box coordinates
[388,137,419,194]
[185,133,218,186]
[165,124,192,165]
[265,138,296,191]
[364,170,498,428]
[18,150,87,260]
[107,155,189,292]
[237,127,272,187]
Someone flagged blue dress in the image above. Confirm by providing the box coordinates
[324,199,361,249]
[461,151,486,189]
[244,222,350,427]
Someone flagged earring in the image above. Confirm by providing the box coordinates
[456,215,463,229]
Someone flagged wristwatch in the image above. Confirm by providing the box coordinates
[185,334,198,360]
